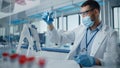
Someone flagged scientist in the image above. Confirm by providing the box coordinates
[42,0,118,67]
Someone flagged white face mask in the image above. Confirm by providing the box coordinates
[82,16,94,28]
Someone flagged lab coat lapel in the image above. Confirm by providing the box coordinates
[90,29,107,56]
[67,25,86,59]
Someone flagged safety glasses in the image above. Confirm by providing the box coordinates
[80,8,94,16]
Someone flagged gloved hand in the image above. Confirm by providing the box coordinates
[74,55,96,67]
[42,11,54,25]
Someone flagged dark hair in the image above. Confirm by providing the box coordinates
[81,0,100,12]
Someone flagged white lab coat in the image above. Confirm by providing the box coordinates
[48,23,119,66]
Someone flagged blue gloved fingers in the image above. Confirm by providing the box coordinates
[48,17,53,23]
[74,55,81,64]
[42,12,49,18]
[89,56,96,65]
[79,55,95,67]
[79,55,92,67]
[74,55,78,59]
[49,11,54,18]
[47,11,54,24]
[42,12,49,22]
[42,11,54,25]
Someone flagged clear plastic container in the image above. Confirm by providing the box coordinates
[26,56,35,68]
[18,55,27,68]
[2,52,10,68]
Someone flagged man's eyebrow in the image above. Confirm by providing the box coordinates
[80,8,94,14]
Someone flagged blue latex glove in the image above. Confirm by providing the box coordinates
[74,55,96,67]
[42,12,54,25]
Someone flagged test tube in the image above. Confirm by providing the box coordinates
[38,58,46,68]
[2,52,9,61]
[10,53,18,62]
[2,52,10,68]
[9,53,19,68]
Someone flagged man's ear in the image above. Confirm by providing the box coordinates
[94,9,99,16]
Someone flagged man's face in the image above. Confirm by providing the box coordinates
[80,5,98,22]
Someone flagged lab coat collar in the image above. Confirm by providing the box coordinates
[97,22,103,30]
[87,21,103,32]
